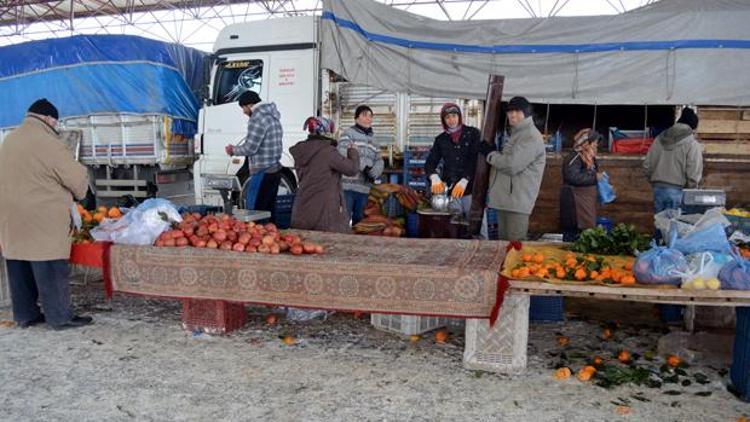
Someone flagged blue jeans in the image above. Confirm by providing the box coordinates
[7,259,74,326]
[344,191,369,226]
[653,185,683,213]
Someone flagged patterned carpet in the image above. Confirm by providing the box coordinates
[109,231,507,318]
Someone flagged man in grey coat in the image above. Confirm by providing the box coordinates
[643,107,703,213]
[481,96,546,241]
[338,105,384,225]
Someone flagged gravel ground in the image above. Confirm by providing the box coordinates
[1,270,749,421]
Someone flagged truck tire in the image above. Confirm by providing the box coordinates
[238,168,297,210]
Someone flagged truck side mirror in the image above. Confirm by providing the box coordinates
[201,54,217,105]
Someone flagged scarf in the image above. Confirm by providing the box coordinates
[355,124,373,136]
[446,124,463,144]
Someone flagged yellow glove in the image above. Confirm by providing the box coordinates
[430,174,445,194]
[451,178,469,198]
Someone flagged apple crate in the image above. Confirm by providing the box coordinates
[463,293,530,373]
[181,299,247,334]
[370,313,447,336]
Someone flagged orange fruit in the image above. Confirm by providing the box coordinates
[282,336,296,345]
[97,206,107,214]
[554,367,571,380]
[522,254,533,262]
[518,268,530,278]
[409,335,420,343]
[536,268,549,278]
[624,262,633,271]
[602,328,613,340]
[666,354,681,368]
[94,212,105,223]
[107,207,122,218]
[435,330,449,344]
[557,336,570,346]
[555,269,566,279]
[565,258,577,268]
[577,368,594,381]
[593,356,604,366]
[620,275,636,285]
[511,269,520,278]
[574,269,587,281]
[266,314,278,325]
[533,253,544,264]
[590,271,599,279]
[618,350,631,363]
[82,211,93,223]
[582,365,597,374]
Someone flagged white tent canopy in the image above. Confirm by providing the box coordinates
[321,0,750,105]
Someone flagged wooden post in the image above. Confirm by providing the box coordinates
[468,74,505,236]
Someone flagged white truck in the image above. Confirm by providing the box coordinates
[194,16,482,207]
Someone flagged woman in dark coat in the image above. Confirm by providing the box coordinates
[560,129,603,240]
[290,117,360,233]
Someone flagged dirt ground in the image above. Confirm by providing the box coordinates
[1,270,749,421]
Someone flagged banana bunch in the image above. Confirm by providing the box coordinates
[726,208,750,218]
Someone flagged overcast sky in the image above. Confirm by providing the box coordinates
[0,0,657,50]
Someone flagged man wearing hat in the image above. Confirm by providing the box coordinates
[424,103,482,219]
[481,96,546,241]
[225,90,284,219]
[0,98,93,330]
[643,107,703,213]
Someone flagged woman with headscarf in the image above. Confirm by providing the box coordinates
[424,103,482,218]
[290,117,360,233]
[560,128,603,240]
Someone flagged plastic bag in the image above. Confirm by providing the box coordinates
[718,250,750,290]
[70,202,82,230]
[597,171,616,204]
[677,252,732,289]
[285,307,333,322]
[91,198,181,245]
[670,223,731,255]
[691,207,732,233]
[633,243,688,285]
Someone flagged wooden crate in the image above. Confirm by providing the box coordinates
[697,107,750,154]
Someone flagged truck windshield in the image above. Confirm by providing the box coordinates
[214,59,263,105]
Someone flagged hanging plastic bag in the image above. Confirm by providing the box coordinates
[633,242,689,285]
[670,223,731,255]
[718,250,750,290]
[91,198,181,245]
[597,171,616,204]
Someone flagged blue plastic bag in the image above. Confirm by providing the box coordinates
[597,172,616,204]
[633,242,689,285]
[718,250,750,290]
[670,223,731,255]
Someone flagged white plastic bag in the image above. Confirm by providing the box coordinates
[677,251,732,290]
[91,198,181,245]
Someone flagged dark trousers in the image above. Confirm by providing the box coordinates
[7,259,73,326]
[256,171,281,223]
[344,191,369,226]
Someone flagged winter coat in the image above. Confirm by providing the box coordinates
[290,136,360,233]
[424,125,482,194]
[486,116,546,215]
[0,116,88,260]
[233,102,283,174]
[643,123,703,189]
[560,152,598,231]
[338,125,384,194]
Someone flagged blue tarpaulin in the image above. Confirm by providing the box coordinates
[0,35,205,136]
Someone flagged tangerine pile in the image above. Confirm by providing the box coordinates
[510,251,636,284]
[73,204,123,244]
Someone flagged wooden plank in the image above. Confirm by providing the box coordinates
[702,142,750,156]
[510,280,750,307]
[697,119,750,134]
[698,109,749,121]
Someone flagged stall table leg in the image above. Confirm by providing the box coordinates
[181,298,247,334]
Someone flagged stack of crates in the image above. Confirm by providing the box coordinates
[402,148,430,194]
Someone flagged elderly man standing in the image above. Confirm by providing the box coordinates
[480,96,546,241]
[0,99,92,330]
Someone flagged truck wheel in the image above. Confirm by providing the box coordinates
[238,168,297,209]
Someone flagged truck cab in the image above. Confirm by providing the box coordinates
[195,16,319,207]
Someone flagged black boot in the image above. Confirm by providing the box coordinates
[51,315,93,331]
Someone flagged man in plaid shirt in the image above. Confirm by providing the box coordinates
[225,91,283,218]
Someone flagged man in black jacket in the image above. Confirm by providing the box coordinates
[425,103,481,217]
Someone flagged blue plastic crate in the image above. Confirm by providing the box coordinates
[406,213,419,238]
[275,195,295,213]
[731,307,750,402]
[658,304,684,323]
[383,195,405,217]
[529,296,565,322]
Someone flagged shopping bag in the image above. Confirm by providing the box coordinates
[597,171,616,204]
